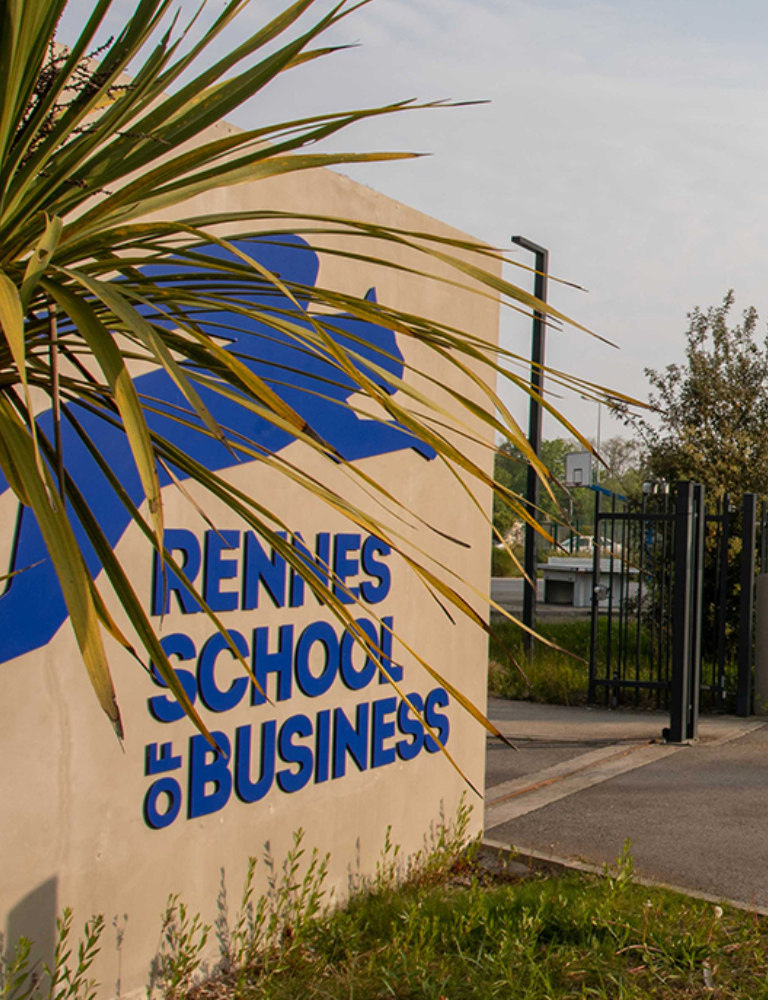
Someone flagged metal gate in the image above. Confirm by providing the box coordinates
[587,482,757,741]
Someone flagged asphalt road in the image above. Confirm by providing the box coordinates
[485,699,768,909]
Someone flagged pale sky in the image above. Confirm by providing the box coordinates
[57,0,768,444]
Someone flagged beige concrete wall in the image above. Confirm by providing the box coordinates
[0,139,500,997]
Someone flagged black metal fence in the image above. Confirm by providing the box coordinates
[541,517,592,555]
[587,482,759,740]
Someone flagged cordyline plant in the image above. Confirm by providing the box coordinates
[0,0,629,775]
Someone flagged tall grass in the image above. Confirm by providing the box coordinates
[249,844,768,1000]
[7,831,768,999]
[488,616,664,707]
[491,546,522,578]
[488,617,592,705]
[489,615,742,712]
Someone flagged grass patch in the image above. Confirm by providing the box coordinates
[488,615,742,711]
[489,617,592,705]
[488,613,678,708]
[12,820,768,999]
[209,844,768,1000]
[491,546,522,577]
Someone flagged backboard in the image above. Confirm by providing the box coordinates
[564,450,593,487]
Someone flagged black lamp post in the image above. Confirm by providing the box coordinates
[511,236,549,654]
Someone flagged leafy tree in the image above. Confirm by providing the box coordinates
[494,438,577,537]
[493,435,642,542]
[598,436,642,495]
[620,293,768,681]
[636,291,768,500]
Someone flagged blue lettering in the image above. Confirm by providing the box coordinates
[289,533,331,607]
[151,529,202,615]
[377,617,401,683]
[295,621,339,697]
[242,531,287,610]
[252,625,293,705]
[144,777,182,830]
[396,693,424,761]
[145,742,182,775]
[315,709,331,784]
[315,532,331,586]
[371,697,397,768]
[277,714,314,793]
[203,530,240,612]
[360,537,391,604]
[148,633,198,723]
[424,687,451,753]
[339,620,378,691]
[333,533,361,604]
[197,630,249,713]
[235,722,276,803]
[332,703,369,778]
[188,732,232,818]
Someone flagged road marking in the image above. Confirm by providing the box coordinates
[486,742,651,806]
[705,720,766,746]
[485,741,679,830]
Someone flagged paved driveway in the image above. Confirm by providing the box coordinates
[485,698,768,908]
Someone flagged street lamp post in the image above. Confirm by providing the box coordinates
[580,395,603,484]
[596,399,602,485]
[511,236,549,656]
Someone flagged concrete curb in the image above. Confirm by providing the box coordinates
[481,838,768,917]
[703,719,767,746]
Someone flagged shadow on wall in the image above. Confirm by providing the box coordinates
[5,876,58,974]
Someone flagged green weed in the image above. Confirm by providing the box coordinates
[489,617,592,705]
[0,911,103,1000]
[489,606,743,711]
[251,846,768,1000]
[212,828,330,992]
[147,897,210,1000]
[6,837,768,999]
[491,546,522,578]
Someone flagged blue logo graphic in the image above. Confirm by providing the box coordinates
[0,236,435,663]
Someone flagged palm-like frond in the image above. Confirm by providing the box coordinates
[0,0,637,755]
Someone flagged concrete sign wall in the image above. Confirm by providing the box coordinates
[0,136,500,997]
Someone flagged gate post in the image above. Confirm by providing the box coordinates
[588,488,602,704]
[715,495,731,708]
[667,482,695,743]
[687,484,705,739]
[737,493,757,717]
